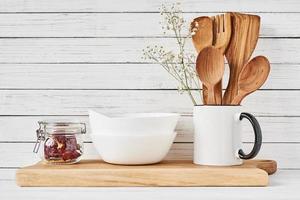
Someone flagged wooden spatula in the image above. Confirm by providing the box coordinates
[231,56,270,105]
[196,47,224,104]
[223,12,260,104]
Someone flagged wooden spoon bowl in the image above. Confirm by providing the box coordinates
[196,47,225,104]
[231,56,270,105]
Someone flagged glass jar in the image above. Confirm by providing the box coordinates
[33,121,86,164]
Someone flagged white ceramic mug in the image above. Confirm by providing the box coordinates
[193,106,262,166]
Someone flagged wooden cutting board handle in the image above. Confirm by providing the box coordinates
[245,159,277,175]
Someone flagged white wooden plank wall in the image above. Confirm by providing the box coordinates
[0,0,299,173]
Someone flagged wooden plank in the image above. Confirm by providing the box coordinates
[0,143,298,169]
[0,0,299,12]
[0,90,298,116]
[16,160,270,187]
[0,13,299,37]
[2,170,300,200]
[0,64,299,89]
[0,169,16,181]
[0,38,298,64]
[0,116,300,143]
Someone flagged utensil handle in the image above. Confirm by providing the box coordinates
[207,86,216,104]
[238,112,262,159]
[214,80,222,105]
[231,93,243,105]
[202,84,208,104]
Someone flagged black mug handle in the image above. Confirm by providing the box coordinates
[238,112,262,160]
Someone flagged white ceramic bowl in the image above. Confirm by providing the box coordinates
[90,132,177,165]
[88,110,180,164]
[89,110,179,135]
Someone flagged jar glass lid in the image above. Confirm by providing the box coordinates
[38,120,86,134]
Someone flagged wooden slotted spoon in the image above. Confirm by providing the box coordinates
[190,17,213,104]
[231,56,270,105]
[223,12,260,104]
[196,47,225,104]
[191,17,213,53]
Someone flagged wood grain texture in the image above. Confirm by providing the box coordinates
[223,13,260,104]
[196,47,224,104]
[0,38,299,63]
[1,116,300,143]
[232,56,270,105]
[0,64,298,90]
[16,160,271,187]
[0,90,297,116]
[0,143,298,169]
[0,0,299,12]
[212,13,232,53]
[191,16,213,53]
[0,13,300,37]
[190,16,215,105]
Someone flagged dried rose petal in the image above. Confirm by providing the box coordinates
[44,137,60,160]
[65,136,78,151]
[44,134,81,162]
[62,151,74,161]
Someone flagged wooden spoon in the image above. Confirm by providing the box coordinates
[223,12,260,104]
[231,56,270,105]
[196,47,224,104]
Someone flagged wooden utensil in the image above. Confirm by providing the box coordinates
[16,159,276,187]
[223,12,260,104]
[231,56,270,105]
[196,47,224,104]
[191,16,213,53]
[210,13,232,104]
[212,13,232,54]
[190,17,214,104]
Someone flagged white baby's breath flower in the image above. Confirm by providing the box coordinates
[141,3,200,105]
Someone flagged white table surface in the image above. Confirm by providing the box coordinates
[1,169,300,200]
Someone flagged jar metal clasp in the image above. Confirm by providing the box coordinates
[80,122,87,134]
[33,123,45,153]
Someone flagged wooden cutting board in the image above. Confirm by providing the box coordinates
[16,159,276,187]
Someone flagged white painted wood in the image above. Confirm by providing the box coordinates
[0,116,300,143]
[0,1,299,195]
[0,0,299,12]
[0,143,298,168]
[1,170,300,200]
[0,13,299,37]
[0,169,16,181]
[0,64,299,89]
[0,90,297,116]
[0,38,298,64]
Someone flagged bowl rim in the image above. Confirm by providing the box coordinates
[89,110,180,119]
[90,131,178,136]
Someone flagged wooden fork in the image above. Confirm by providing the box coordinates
[210,13,231,104]
[212,13,231,54]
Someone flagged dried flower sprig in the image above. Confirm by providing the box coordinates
[142,3,200,105]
